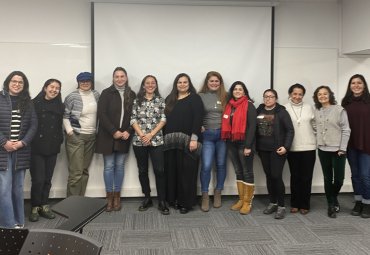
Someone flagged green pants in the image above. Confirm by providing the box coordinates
[65,133,96,197]
[318,149,346,206]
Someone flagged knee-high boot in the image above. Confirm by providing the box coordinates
[240,182,254,215]
[231,181,244,211]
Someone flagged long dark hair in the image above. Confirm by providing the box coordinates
[313,85,337,109]
[165,73,196,115]
[341,74,370,106]
[3,71,31,115]
[136,75,161,105]
[228,81,254,103]
[36,78,62,103]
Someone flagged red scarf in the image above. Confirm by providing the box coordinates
[221,96,248,141]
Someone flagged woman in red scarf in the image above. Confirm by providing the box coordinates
[221,81,257,214]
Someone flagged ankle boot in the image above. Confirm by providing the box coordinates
[351,201,363,216]
[361,204,370,218]
[231,181,244,211]
[39,205,55,219]
[113,192,121,211]
[240,183,254,215]
[29,206,40,222]
[201,192,209,212]
[213,189,222,208]
[106,192,114,212]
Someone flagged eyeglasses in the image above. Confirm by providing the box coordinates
[263,95,275,99]
[10,80,24,85]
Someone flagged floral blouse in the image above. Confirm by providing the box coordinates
[130,96,166,146]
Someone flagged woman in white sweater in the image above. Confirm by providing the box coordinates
[285,84,316,215]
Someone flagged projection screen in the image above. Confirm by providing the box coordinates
[93,2,272,102]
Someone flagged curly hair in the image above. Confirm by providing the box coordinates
[313,85,337,109]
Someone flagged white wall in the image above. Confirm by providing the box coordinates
[1,0,369,198]
[341,0,370,54]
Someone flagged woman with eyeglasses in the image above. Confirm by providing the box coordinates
[0,71,37,228]
[63,72,100,197]
[256,89,294,219]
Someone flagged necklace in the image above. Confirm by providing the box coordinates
[290,103,303,125]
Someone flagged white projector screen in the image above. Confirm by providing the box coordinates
[93,3,272,102]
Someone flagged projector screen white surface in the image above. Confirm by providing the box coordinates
[94,3,272,102]
[92,2,272,197]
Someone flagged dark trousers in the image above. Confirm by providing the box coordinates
[287,150,316,210]
[318,149,346,206]
[227,142,254,183]
[133,145,166,201]
[30,153,58,207]
[259,150,287,206]
[165,149,199,209]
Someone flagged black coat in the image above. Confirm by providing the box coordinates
[256,103,295,151]
[95,85,136,154]
[31,94,64,155]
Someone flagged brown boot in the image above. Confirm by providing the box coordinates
[231,181,244,211]
[213,189,222,208]
[106,192,113,212]
[201,192,209,212]
[240,183,254,215]
[113,192,121,211]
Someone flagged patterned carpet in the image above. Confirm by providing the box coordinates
[25,194,370,255]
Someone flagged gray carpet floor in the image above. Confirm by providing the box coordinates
[25,194,370,255]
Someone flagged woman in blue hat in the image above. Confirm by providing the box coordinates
[63,72,100,197]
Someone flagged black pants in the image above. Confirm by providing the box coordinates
[287,150,316,210]
[227,142,254,183]
[318,149,346,206]
[133,145,166,202]
[30,153,58,207]
[165,149,199,209]
[258,150,286,206]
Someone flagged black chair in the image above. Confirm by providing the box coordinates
[19,228,102,255]
[0,227,29,255]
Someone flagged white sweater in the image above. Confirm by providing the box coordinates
[284,100,316,151]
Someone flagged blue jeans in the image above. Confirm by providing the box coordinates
[0,153,26,228]
[200,129,227,192]
[103,152,126,192]
[347,148,370,203]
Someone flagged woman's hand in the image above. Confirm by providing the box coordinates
[189,140,198,152]
[276,146,287,155]
[244,148,251,156]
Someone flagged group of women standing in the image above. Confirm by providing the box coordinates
[1,70,370,228]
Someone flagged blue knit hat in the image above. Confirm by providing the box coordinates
[76,72,93,82]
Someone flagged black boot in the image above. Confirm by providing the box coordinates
[139,197,153,211]
[328,206,337,218]
[158,201,170,215]
[351,201,363,216]
[361,204,370,218]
